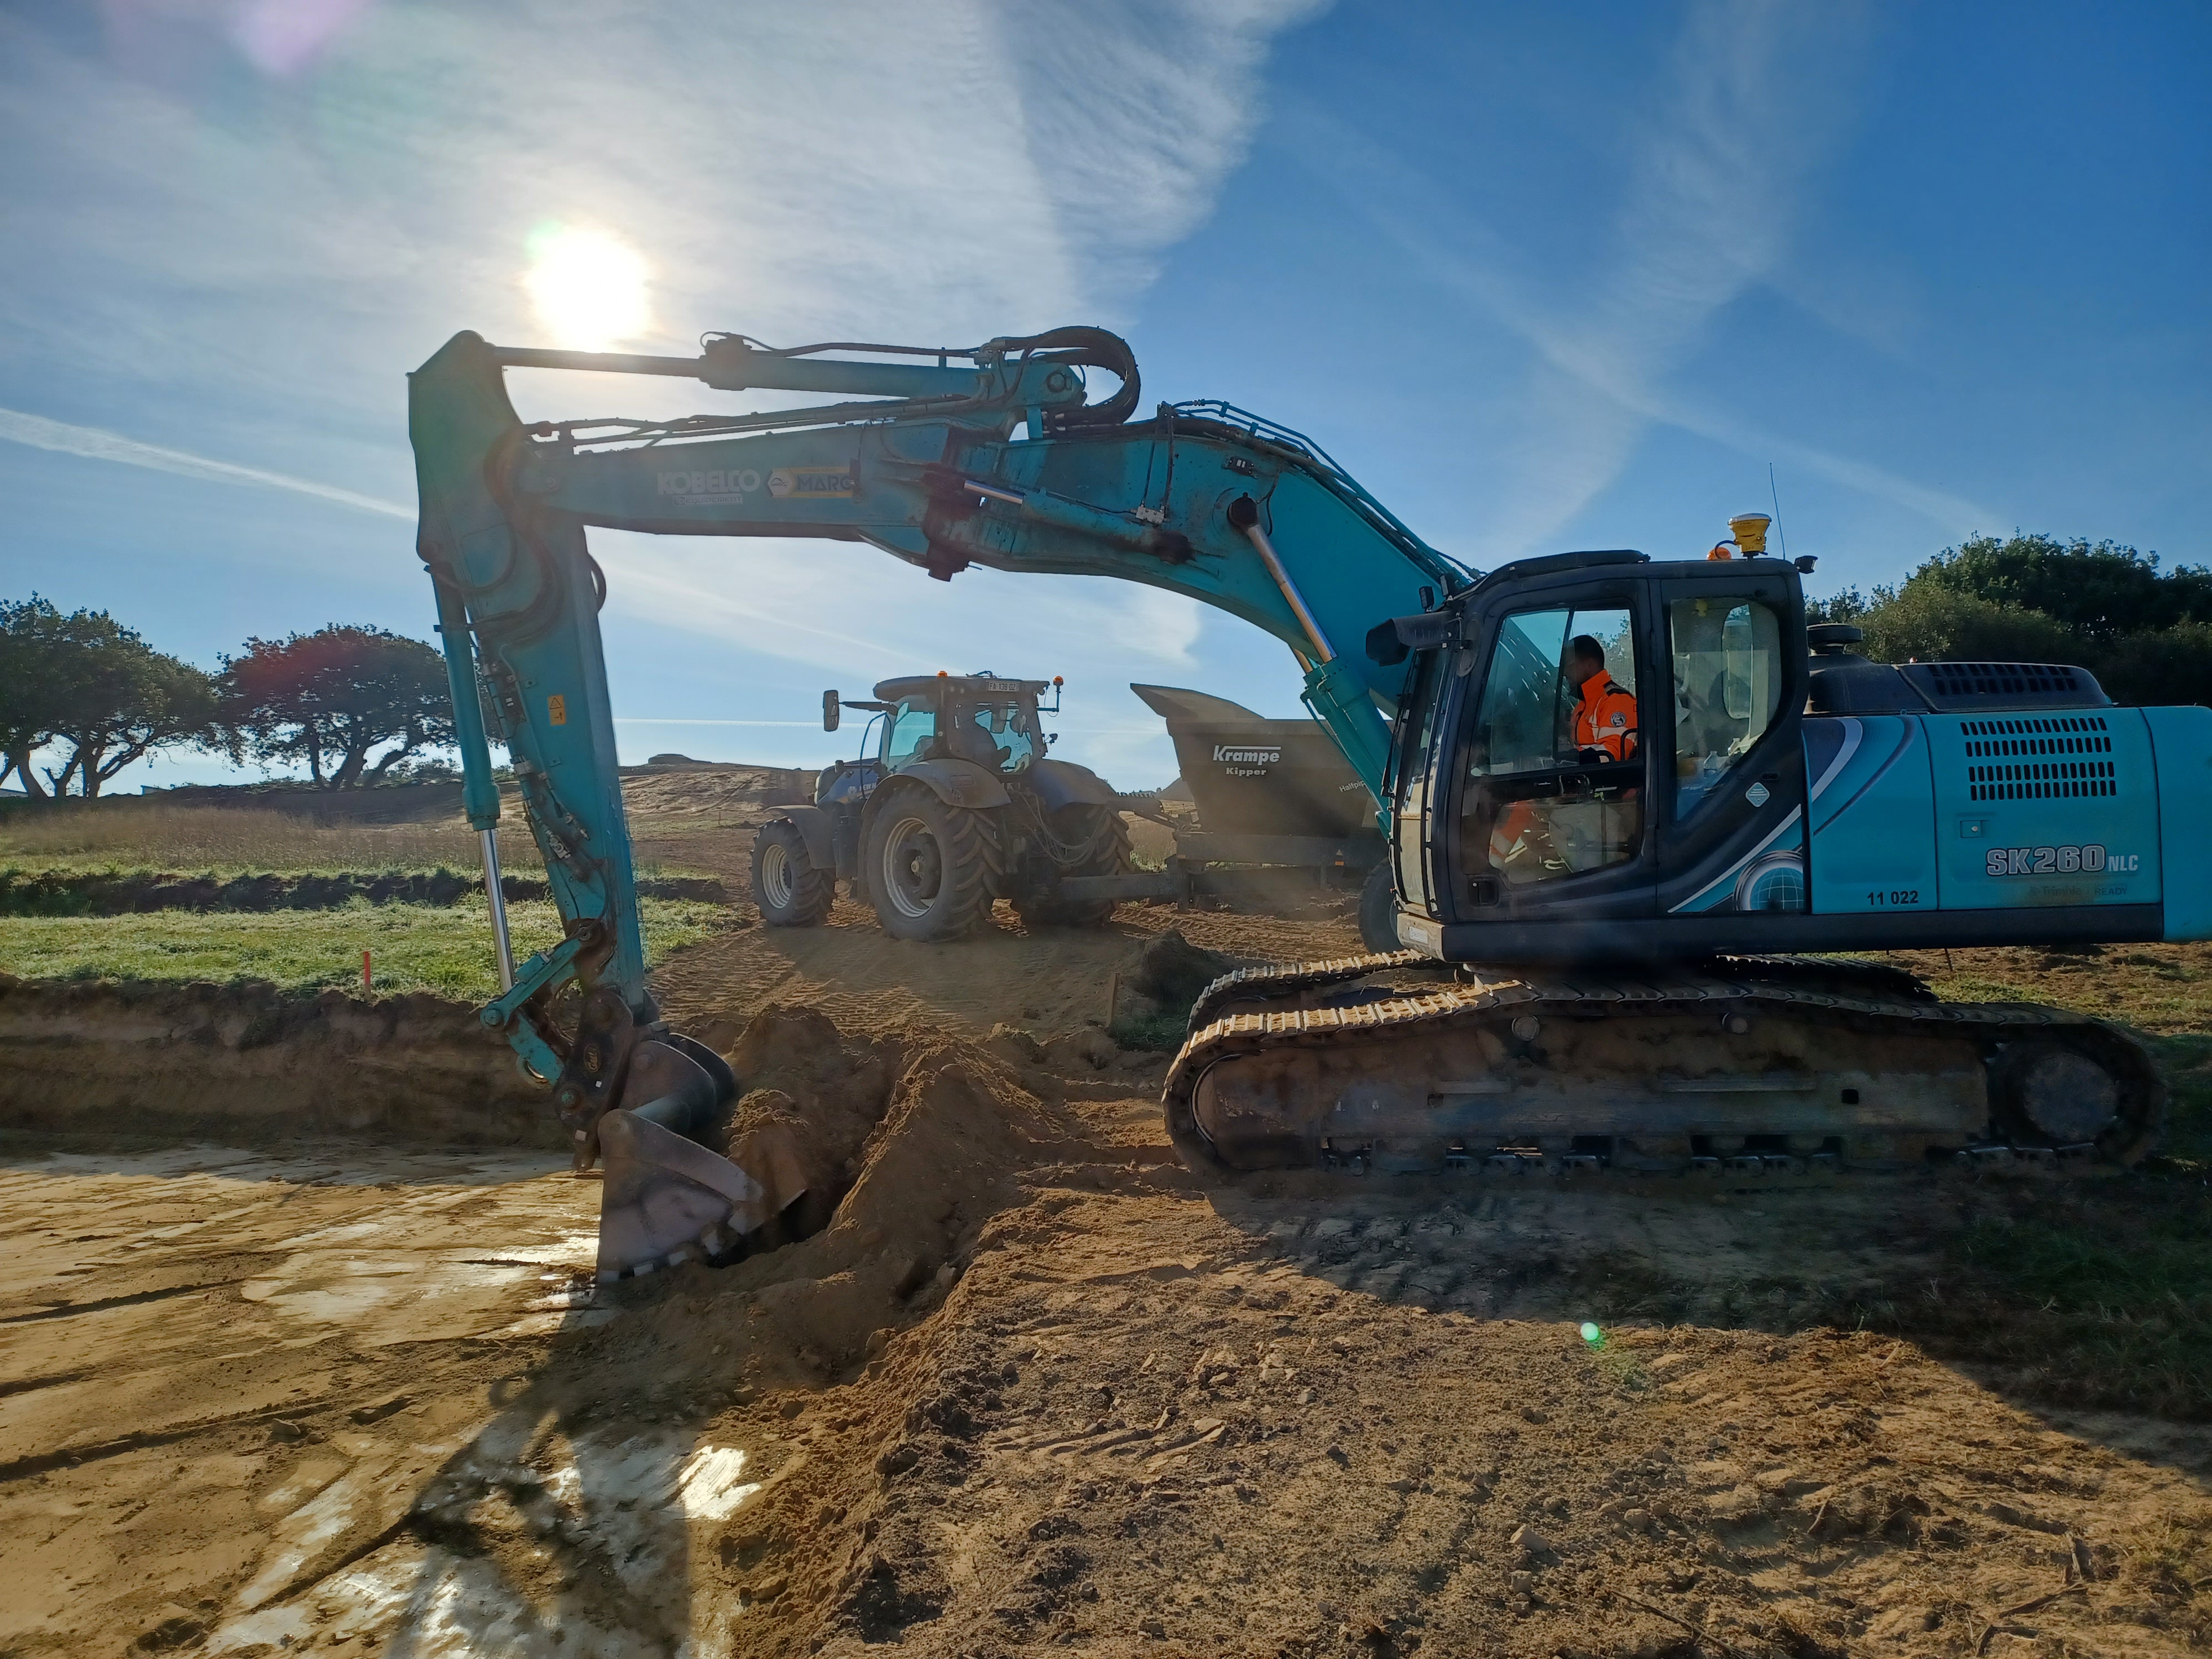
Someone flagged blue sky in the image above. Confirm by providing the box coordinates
[3,0,2205,793]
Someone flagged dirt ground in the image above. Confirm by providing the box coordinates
[2,774,2208,1658]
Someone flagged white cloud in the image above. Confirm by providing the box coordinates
[1276,2,1985,554]
[0,406,413,519]
[1,1,1319,413]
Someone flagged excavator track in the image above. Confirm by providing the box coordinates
[1164,952,2163,1178]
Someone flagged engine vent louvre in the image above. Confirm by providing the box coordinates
[1926,661,2089,699]
[1897,660,2111,713]
[1959,714,2120,801]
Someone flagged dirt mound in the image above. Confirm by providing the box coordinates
[1128,925,1236,1008]
[620,766,815,818]
[703,1008,906,1238]
[623,1005,1089,1378]
[20,988,2210,1658]
[0,974,557,1144]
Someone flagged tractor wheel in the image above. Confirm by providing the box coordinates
[1016,805,1132,929]
[1357,858,1400,953]
[863,791,995,941]
[750,820,834,927]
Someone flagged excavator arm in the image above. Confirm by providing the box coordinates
[406,325,1465,1275]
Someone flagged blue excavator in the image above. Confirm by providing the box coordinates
[408,325,2210,1280]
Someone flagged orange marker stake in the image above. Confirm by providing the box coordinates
[362,950,372,993]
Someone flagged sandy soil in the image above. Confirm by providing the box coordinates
[625,759,1363,1042]
[1,778,2207,1658]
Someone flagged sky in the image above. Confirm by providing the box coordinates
[3,0,2206,794]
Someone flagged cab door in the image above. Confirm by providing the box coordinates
[1388,646,1452,920]
[1445,577,1658,923]
[1652,568,1811,915]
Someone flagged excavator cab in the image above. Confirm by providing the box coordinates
[1386,551,1809,959]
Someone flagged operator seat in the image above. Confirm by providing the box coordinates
[945,711,1006,771]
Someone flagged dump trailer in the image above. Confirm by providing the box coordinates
[1081,684,1396,946]
[1130,682,1383,865]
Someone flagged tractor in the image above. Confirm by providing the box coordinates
[749,672,1132,940]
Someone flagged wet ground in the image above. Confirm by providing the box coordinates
[3,776,2207,1656]
[5,1107,2209,1658]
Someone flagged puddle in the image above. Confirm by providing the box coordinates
[212,1410,771,1657]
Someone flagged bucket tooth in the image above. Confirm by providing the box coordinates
[595,1109,773,1282]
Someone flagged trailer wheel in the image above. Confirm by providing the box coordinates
[1357,859,1400,954]
[751,820,834,927]
[1016,805,1131,929]
[864,791,995,940]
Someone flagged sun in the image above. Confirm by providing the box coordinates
[523,226,650,351]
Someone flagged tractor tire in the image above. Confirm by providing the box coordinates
[1016,805,1133,930]
[1357,858,1401,953]
[751,820,834,927]
[864,790,995,941]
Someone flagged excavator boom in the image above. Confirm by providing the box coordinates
[409,326,1462,1274]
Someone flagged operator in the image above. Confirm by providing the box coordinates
[1485,635,1640,876]
[1567,634,1637,762]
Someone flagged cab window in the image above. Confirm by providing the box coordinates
[969,701,1037,773]
[884,699,937,768]
[1462,605,1642,886]
[1670,598,1782,817]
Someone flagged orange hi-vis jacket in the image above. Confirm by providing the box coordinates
[1573,670,1638,761]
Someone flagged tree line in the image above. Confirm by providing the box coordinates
[1809,534,2212,708]
[0,599,464,801]
[6,534,2205,801]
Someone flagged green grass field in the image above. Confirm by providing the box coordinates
[0,896,735,1001]
[1900,940,2212,1164]
[0,801,549,878]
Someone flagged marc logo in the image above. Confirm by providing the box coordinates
[769,467,858,500]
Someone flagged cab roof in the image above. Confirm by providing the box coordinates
[873,674,1051,703]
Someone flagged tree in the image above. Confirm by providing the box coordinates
[1,597,81,797]
[1804,585,1887,627]
[2088,619,2212,710]
[1914,534,2212,643]
[1846,533,2212,708]
[1,597,219,799]
[1858,584,2078,668]
[218,626,458,788]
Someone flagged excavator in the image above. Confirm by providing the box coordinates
[408,324,2211,1280]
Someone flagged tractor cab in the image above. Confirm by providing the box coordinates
[824,672,1060,785]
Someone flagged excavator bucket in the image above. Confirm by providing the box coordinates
[592,1034,811,1282]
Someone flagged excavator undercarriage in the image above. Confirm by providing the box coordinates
[1165,951,2164,1179]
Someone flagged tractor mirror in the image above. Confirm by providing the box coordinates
[822,690,840,732]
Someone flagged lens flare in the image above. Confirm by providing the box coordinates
[523,226,650,351]
[1579,1321,1604,1348]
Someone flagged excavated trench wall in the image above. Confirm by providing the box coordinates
[0,975,562,1146]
